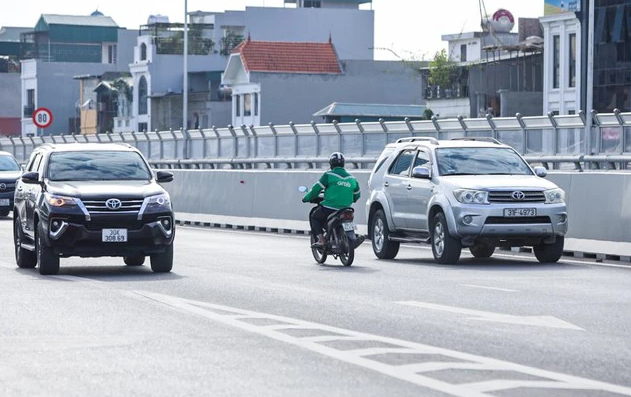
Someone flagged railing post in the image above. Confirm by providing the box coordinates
[591,110,601,154]
[404,117,414,134]
[143,131,151,159]
[240,124,251,159]
[485,114,497,140]
[289,121,299,158]
[332,120,342,152]
[431,116,441,139]
[614,108,625,154]
[212,126,220,158]
[18,136,25,161]
[269,122,278,158]
[8,136,16,158]
[248,125,258,158]
[228,124,238,158]
[356,119,365,158]
[516,113,527,154]
[199,128,207,159]
[457,115,467,138]
[379,118,389,143]
[311,120,320,158]
[547,111,559,157]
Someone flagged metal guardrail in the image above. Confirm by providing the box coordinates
[9,109,631,169]
[148,154,631,172]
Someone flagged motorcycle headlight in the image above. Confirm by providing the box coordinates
[144,193,172,211]
[454,189,489,204]
[45,193,78,207]
[545,188,565,204]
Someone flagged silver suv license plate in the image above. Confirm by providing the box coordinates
[102,228,128,242]
[504,208,536,217]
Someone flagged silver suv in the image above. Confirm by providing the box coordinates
[365,137,568,264]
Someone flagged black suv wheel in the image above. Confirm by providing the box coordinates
[14,215,36,269]
[37,223,60,275]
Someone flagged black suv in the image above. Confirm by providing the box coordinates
[0,151,22,217]
[13,143,175,275]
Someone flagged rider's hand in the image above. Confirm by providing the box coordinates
[302,197,308,203]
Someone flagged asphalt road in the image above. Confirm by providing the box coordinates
[1,217,631,397]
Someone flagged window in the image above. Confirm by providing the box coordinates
[254,93,259,116]
[568,33,576,88]
[140,43,147,61]
[388,150,416,176]
[138,122,148,132]
[235,95,240,117]
[244,94,252,117]
[436,148,532,176]
[107,44,117,64]
[303,1,321,7]
[460,44,467,62]
[28,153,42,173]
[553,35,560,89]
[47,151,152,181]
[138,76,148,115]
[413,151,430,168]
[0,155,20,171]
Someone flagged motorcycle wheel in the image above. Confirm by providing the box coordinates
[339,232,355,267]
[310,234,327,264]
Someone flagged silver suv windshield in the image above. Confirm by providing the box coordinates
[435,147,533,176]
[47,151,152,181]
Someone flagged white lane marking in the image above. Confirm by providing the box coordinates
[396,301,584,331]
[135,291,631,397]
[461,284,518,292]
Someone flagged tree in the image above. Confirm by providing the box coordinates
[428,49,457,88]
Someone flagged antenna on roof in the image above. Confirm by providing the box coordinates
[247,32,251,42]
[328,31,332,44]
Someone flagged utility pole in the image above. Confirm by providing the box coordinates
[585,0,595,154]
[183,0,188,131]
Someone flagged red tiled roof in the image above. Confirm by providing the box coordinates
[232,40,341,74]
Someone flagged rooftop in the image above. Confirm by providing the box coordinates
[0,27,31,42]
[313,102,426,118]
[38,14,118,28]
[232,39,342,74]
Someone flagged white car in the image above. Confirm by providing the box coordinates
[365,137,568,264]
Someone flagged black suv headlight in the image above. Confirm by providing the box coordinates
[142,193,172,214]
[45,193,79,208]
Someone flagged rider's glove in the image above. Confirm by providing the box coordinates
[302,197,308,203]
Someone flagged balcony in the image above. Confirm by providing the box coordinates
[424,84,469,101]
[23,105,35,118]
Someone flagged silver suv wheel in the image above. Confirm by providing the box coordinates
[373,217,385,252]
[433,222,445,257]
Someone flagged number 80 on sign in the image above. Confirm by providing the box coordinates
[32,107,53,129]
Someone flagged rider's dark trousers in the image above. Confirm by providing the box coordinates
[310,206,336,237]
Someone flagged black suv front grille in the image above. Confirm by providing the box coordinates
[488,191,545,203]
[82,199,144,214]
[84,215,146,231]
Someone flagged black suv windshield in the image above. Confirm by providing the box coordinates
[47,151,152,181]
[435,147,533,176]
[0,155,20,171]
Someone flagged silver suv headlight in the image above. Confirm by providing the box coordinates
[544,188,565,204]
[453,189,489,204]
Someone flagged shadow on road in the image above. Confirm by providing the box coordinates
[15,266,184,281]
[381,256,584,272]
[314,263,379,274]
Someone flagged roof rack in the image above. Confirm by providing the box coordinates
[451,137,501,145]
[395,137,439,145]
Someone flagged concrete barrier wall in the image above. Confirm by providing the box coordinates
[164,170,630,243]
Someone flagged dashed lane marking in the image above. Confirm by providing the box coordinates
[135,290,631,397]
[461,284,518,292]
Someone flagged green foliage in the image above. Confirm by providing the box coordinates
[220,32,245,56]
[428,49,457,88]
[422,108,434,120]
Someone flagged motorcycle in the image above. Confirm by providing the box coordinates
[299,186,361,266]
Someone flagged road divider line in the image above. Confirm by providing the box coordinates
[461,284,518,292]
[134,291,631,397]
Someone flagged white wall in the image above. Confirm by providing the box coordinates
[426,98,470,119]
[20,60,37,137]
[447,38,481,63]
[541,13,581,115]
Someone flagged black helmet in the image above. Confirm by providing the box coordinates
[329,152,345,168]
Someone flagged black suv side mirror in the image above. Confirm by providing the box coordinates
[21,172,40,184]
[411,166,431,179]
[156,171,174,183]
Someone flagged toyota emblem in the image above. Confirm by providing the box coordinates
[0,183,5,190]
[511,191,526,201]
[105,198,122,210]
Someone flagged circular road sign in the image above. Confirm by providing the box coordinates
[32,107,53,129]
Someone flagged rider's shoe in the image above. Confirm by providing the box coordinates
[353,235,366,249]
[311,234,326,248]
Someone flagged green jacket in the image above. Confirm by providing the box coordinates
[303,167,360,209]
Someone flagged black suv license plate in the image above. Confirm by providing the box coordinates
[504,208,536,217]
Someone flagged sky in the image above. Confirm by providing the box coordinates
[1,0,543,60]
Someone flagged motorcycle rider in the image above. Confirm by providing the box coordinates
[302,152,364,248]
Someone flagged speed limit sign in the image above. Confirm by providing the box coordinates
[32,107,53,129]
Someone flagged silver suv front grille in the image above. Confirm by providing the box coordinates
[82,199,144,214]
[488,191,546,203]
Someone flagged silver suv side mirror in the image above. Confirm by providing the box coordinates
[412,166,431,179]
[533,166,547,178]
